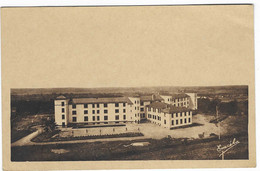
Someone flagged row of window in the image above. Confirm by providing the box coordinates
[70,109,126,115]
[148,114,162,121]
[71,102,126,109]
[171,111,192,118]
[171,118,191,125]
[71,115,127,122]
[167,97,188,102]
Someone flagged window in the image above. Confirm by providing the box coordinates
[184,118,187,123]
[171,114,174,118]
[72,117,77,122]
[115,103,119,107]
[176,120,179,125]
[72,104,76,109]
[172,120,174,125]
[135,100,136,104]
[97,110,100,114]
[61,102,65,106]
[84,104,88,108]
[97,116,100,121]
[123,115,126,120]
[104,109,108,114]
[104,103,108,107]
[189,118,191,123]
[84,110,88,114]
[92,104,95,108]
[84,116,88,121]
[62,122,65,127]
[92,110,95,114]
[123,103,126,107]
[148,108,151,112]
[185,112,187,116]
[176,113,178,117]
[62,115,65,119]
[123,109,126,113]
[62,108,65,113]
[140,108,144,112]
[104,116,108,120]
[180,119,183,124]
[164,120,166,124]
[72,111,77,115]
[115,109,119,113]
[97,104,99,108]
[180,112,182,117]
[168,98,170,101]
[115,115,119,120]
[140,102,144,106]
[92,116,95,121]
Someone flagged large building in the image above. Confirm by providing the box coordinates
[54,93,197,129]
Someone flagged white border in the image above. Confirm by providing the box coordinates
[0,1,259,171]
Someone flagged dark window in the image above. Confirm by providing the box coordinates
[171,114,174,118]
[104,116,108,120]
[84,110,88,114]
[115,115,119,120]
[123,115,126,120]
[97,110,100,114]
[104,122,108,124]
[140,102,144,106]
[164,120,166,124]
[189,118,191,123]
[72,111,77,115]
[62,108,65,113]
[184,118,187,123]
[97,116,100,121]
[72,104,76,109]
[84,104,88,108]
[97,104,100,108]
[185,112,187,116]
[92,110,95,114]
[61,102,65,106]
[62,122,65,127]
[180,119,183,124]
[135,101,136,104]
[115,103,119,107]
[180,113,182,117]
[104,110,108,114]
[84,116,88,121]
[62,115,65,119]
[92,116,95,121]
[115,109,119,113]
[140,108,144,112]
[123,103,126,107]
[92,104,95,108]
[104,103,108,107]
[123,109,126,113]
[72,117,77,122]
[172,120,174,125]
[176,120,179,125]
[176,113,178,117]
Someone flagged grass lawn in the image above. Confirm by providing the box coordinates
[11,133,248,161]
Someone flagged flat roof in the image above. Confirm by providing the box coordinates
[71,97,133,105]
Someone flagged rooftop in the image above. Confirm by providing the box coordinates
[147,101,191,113]
[56,95,67,100]
[70,97,133,104]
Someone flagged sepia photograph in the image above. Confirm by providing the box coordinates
[10,86,249,161]
[1,4,255,170]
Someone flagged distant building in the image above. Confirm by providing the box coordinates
[54,93,197,129]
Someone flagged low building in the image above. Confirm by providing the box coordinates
[146,102,193,129]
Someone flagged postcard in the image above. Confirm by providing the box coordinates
[1,5,255,170]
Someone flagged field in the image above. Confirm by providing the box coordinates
[12,133,248,161]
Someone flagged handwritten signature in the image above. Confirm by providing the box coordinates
[217,138,240,157]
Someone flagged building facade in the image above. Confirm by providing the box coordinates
[54,93,197,129]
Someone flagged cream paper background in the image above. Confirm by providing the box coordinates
[1,5,255,170]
